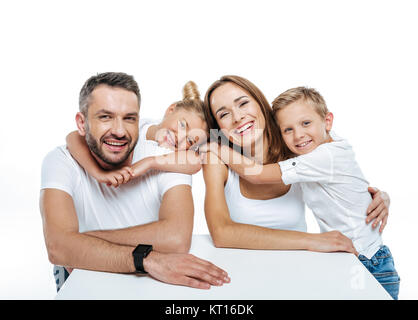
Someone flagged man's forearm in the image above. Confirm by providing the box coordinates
[50,231,136,273]
[85,219,190,253]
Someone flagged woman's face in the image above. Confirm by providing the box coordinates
[210,82,265,148]
[156,105,208,151]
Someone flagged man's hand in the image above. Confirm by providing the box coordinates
[143,251,230,289]
[93,166,134,188]
[366,187,390,233]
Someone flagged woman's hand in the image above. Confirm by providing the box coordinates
[93,166,133,188]
[308,231,358,256]
[366,187,390,233]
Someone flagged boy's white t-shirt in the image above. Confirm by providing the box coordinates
[40,118,192,233]
[279,131,382,259]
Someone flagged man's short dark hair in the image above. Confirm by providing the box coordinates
[79,72,141,116]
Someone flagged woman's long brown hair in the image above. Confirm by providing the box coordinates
[203,75,289,164]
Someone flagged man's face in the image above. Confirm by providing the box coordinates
[82,85,140,168]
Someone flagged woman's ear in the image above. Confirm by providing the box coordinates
[75,112,87,136]
[164,103,177,117]
[325,112,334,132]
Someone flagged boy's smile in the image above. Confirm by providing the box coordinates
[275,99,333,155]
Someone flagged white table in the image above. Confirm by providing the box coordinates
[56,235,391,300]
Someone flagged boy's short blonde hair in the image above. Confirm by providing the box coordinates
[272,87,329,118]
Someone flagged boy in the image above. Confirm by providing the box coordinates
[203,87,400,299]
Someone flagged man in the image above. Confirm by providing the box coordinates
[40,72,229,292]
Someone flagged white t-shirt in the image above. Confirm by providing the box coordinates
[279,131,382,259]
[40,118,192,233]
[225,168,307,232]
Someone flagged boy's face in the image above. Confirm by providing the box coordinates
[275,99,333,155]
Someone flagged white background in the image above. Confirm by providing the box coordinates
[0,0,417,299]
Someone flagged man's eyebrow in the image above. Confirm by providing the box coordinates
[94,109,114,115]
[125,112,139,117]
[94,109,138,117]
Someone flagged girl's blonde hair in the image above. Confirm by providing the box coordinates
[174,81,206,124]
[272,86,329,118]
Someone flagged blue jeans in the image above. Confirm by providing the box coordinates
[53,265,70,292]
[358,245,400,300]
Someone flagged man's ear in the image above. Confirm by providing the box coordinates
[75,112,87,136]
[164,103,177,117]
[325,112,334,132]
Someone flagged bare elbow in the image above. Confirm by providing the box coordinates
[210,227,230,249]
[45,238,62,265]
[212,238,224,248]
[166,234,191,253]
[44,232,73,266]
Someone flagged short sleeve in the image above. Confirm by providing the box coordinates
[157,172,192,199]
[41,147,80,197]
[279,145,334,185]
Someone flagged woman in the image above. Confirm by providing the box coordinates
[201,75,389,253]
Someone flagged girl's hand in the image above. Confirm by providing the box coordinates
[94,166,133,188]
[131,157,153,178]
[366,187,390,233]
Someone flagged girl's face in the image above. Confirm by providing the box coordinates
[210,82,265,148]
[156,105,208,151]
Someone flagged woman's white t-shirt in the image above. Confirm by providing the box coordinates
[224,168,307,232]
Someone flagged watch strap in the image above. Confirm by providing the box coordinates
[132,244,153,274]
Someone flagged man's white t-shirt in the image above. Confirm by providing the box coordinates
[40,118,192,233]
[279,131,383,259]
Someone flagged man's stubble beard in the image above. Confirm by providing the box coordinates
[84,123,138,168]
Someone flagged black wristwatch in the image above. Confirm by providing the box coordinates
[132,244,153,274]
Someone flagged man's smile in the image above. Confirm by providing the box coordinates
[103,138,129,152]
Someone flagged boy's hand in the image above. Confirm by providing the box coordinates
[366,187,390,233]
[94,166,133,188]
